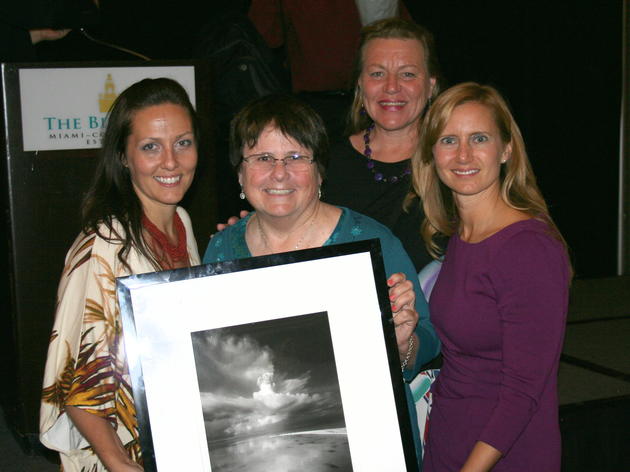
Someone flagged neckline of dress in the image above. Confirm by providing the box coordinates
[455,218,539,246]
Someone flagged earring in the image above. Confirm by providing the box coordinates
[318,187,322,199]
[360,103,367,116]
[239,188,246,200]
[501,159,507,164]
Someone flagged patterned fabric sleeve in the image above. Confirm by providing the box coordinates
[40,229,142,471]
[40,207,198,471]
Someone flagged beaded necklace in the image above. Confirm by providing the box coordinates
[142,212,188,269]
[363,123,411,184]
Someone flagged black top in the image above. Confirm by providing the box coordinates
[322,137,432,272]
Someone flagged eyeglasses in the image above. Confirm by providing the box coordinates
[242,153,315,172]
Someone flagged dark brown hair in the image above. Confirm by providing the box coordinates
[81,77,199,271]
[230,94,328,178]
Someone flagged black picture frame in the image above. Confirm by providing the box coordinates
[117,239,417,471]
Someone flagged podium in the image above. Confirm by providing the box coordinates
[0,61,216,448]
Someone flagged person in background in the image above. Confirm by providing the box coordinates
[323,18,440,273]
[0,22,70,62]
[248,0,412,142]
[0,0,98,62]
[40,78,200,471]
[413,82,570,471]
[203,93,439,469]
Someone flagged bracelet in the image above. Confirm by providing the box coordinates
[400,335,415,372]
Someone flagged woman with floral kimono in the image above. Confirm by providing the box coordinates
[40,77,200,471]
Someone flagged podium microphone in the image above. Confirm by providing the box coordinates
[79,28,151,61]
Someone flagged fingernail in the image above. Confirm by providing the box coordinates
[392,305,397,311]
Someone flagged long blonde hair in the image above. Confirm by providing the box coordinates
[411,82,569,260]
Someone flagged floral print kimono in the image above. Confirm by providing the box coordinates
[40,208,199,471]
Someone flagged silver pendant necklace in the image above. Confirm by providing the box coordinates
[256,206,319,253]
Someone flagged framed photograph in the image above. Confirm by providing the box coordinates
[117,240,417,472]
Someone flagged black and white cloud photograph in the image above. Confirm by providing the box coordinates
[191,311,354,472]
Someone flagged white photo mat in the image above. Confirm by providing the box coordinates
[117,240,416,471]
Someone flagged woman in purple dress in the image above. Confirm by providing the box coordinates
[411,82,571,471]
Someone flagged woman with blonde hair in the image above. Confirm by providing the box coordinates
[322,17,440,273]
[412,82,570,471]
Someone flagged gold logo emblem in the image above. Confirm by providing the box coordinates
[98,74,117,113]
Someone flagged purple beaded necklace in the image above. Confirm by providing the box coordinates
[363,123,411,184]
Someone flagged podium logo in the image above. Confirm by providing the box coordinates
[98,74,118,113]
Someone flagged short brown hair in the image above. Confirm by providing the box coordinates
[230,94,328,178]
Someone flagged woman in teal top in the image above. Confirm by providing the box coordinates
[203,94,439,469]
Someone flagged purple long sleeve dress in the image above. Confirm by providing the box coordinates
[423,219,569,471]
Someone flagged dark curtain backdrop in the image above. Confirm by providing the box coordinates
[406,1,622,277]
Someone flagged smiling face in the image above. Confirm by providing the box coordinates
[125,103,197,220]
[239,125,321,221]
[433,102,511,202]
[359,38,436,134]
